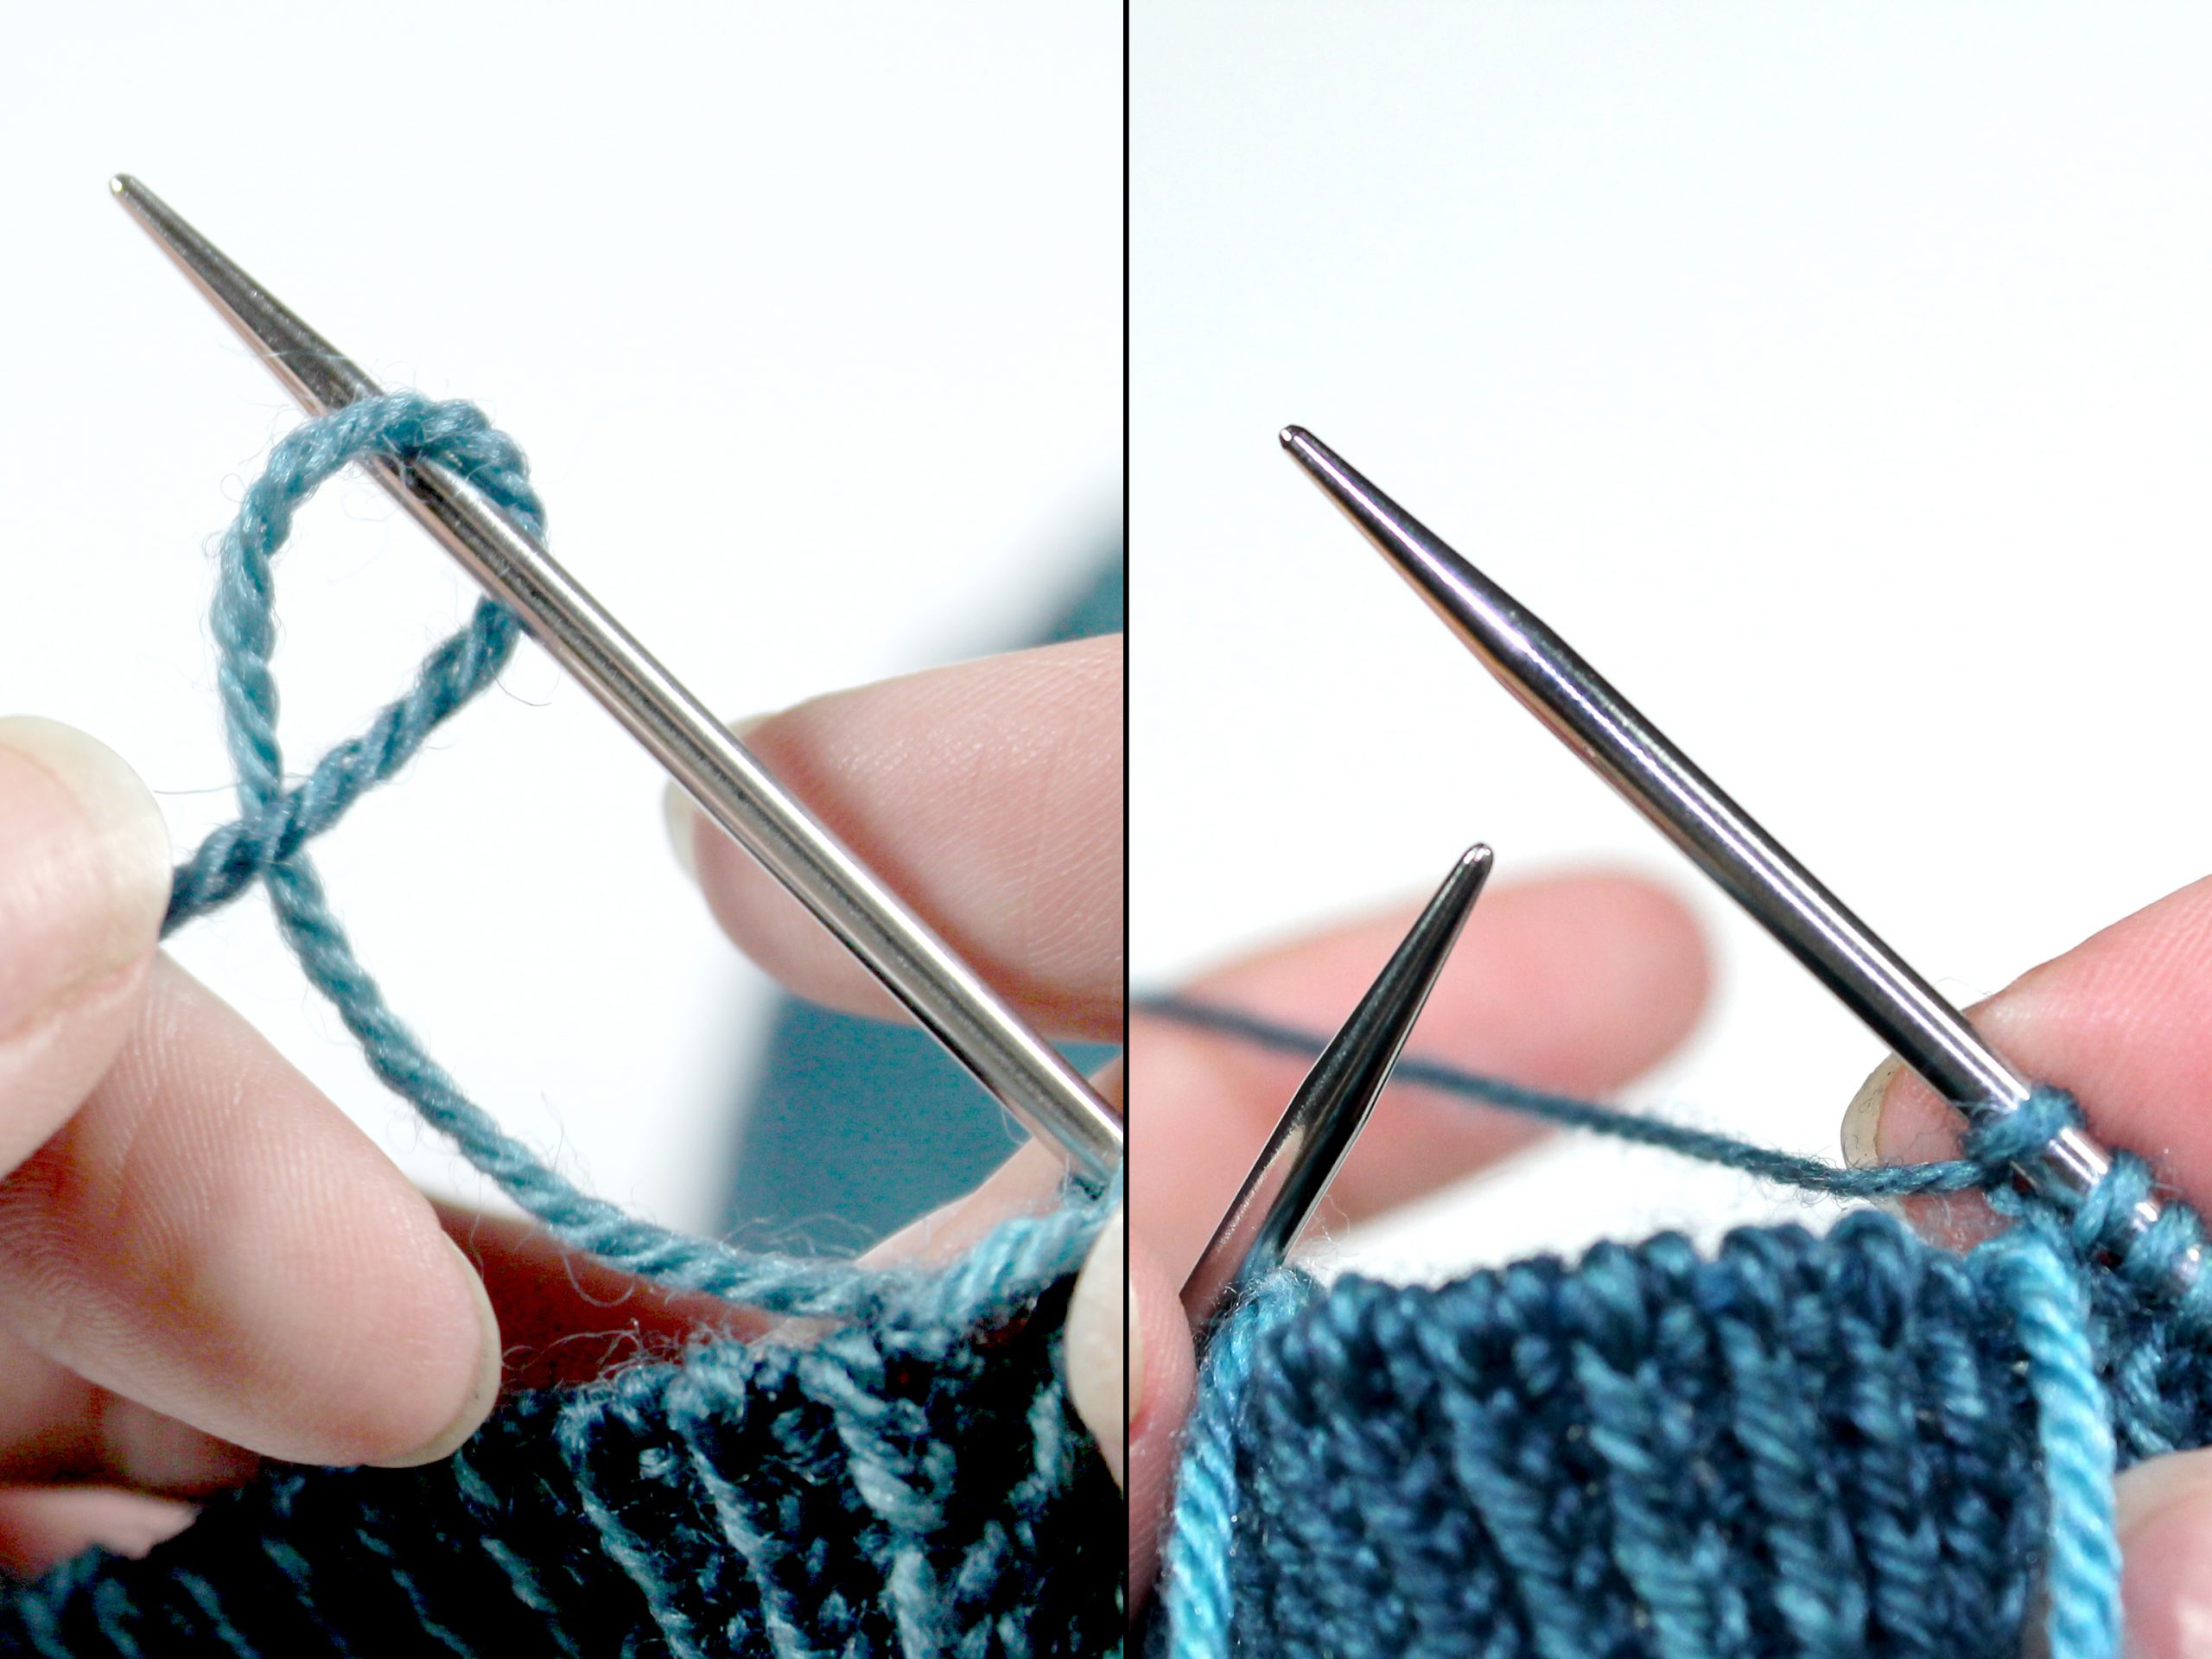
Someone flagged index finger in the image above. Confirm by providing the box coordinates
[671,637,1122,1042]
[1131,870,1710,1281]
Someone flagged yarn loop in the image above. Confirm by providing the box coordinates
[0,394,1120,1656]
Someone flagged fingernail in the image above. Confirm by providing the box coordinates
[2113,1448,2212,1657]
[662,779,702,883]
[1065,1207,1129,1487]
[1841,1054,1906,1169]
[661,714,770,886]
[367,1239,504,1469]
[0,718,170,1032]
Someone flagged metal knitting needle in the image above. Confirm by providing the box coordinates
[1181,843,1493,1336]
[108,175,1122,1185]
[1280,424,2189,1285]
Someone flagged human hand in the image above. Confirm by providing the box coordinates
[0,632,1124,1573]
[1123,871,1711,1608]
[1840,873,2212,1656]
[0,715,510,1568]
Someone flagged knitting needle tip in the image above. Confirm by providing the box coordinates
[1181,842,1493,1337]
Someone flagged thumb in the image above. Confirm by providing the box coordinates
[1840,871,2212,1240]
[1065,1207,1128,1487]
[2113,1450,2212,1659]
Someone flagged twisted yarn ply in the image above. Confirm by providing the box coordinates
[1145,998,2212,1659]
[1,394,1120,1656]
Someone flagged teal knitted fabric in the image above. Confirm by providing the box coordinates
[0,395,1121,1655]
[1144,998,2209,1659]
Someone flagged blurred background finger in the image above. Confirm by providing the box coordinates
[1132,870,1708,1279]
[671,639,1122,1042]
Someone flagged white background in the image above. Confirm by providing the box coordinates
[1134,5,2212,1277]
[0,5,1121,1237]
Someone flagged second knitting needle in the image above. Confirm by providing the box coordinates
[1182,843,1492,1337]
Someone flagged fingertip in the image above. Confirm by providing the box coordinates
[1528,870,1713,1067]
[1065,1207,1127,1487]
[0,718,171,1172]
[95,1397,260,1494]
[1124,1234,1195,1616]
[0,717,171,963]
[361,1237,504,1469]
[1840,1055,1908,1169]
[2117,1447,2212,1657]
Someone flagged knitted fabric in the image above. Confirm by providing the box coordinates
[1142,997,2212,1659]
[1,393,1120,1656]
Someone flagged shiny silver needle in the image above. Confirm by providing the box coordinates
[1280,423,2186,1284]
[1182,843,1492,1336]
[107,175,1122,1184]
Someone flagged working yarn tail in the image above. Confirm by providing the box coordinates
[1140,995,2191,1659]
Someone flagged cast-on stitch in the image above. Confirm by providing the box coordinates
[0,394,1120,1656]
[1143,996,2208,1659]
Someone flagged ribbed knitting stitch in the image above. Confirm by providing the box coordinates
[0,394,1120,1656]
[1144,997,2211,1659]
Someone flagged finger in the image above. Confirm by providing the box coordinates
[0,718,170,1174]
[2114,1447,2212,1659]
[864,1139,1078,1268]
[1123,1229,1193,1619]
[435,1200,766,1395]
[1841,871,2212,1240]
[0,1335,258,1493]
[1065,1207,1126,1488]
[0,721,273,1496]
[669,638,1122,1042]
[0,956,501,1471]
[1131,870,1710,1280]
[0,1485,193,1579]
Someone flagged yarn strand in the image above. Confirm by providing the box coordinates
[161,391,1108,1327]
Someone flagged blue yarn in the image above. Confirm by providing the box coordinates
[1986,1227,2122,1659]
[7,394,1120,1655]
[1137,996,2006,1200]
[1143,995,2172,1659]
[163,391,1091,1325]
[1159,1273,1314,1659]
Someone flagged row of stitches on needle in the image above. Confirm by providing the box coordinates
[1147,999,2171,1659]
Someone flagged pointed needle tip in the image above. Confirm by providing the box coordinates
[1435,843,1495,922]
[109,175,154,232]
